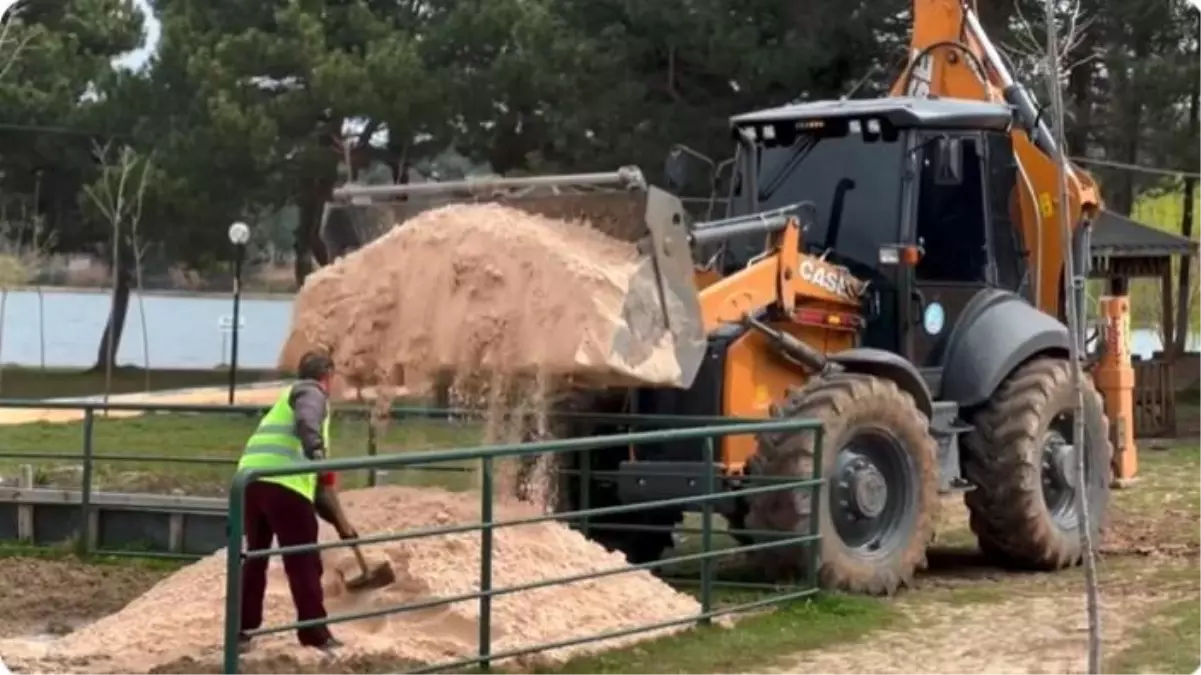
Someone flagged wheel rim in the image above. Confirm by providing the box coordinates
[828,427,918,559]
[1041,411,1085,529]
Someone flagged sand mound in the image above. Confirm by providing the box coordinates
[278,202,692,395]
[1,486,703,674]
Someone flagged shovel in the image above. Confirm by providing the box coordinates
[344,542,396,592]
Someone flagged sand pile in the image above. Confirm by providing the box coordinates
[278,202,696,396]
[1,486,704,674]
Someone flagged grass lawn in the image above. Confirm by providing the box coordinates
[535,594,899,675]
[0,409,484,496]
[0,366,279,400]
[1102,443,1200,674]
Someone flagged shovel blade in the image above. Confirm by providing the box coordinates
[344,562,397,592]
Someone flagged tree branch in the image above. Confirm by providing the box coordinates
[0,15,35,82]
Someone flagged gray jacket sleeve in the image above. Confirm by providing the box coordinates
[289,381,329,460]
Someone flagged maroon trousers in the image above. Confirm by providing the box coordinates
[239,481,333,646]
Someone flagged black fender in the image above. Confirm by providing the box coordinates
[827,347,934,419]
[939,288,1070,407]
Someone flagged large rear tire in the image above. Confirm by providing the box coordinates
[962,357,1111,568]
[745,373,939,595]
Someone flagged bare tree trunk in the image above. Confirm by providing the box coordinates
[1174,177,1196,355]
[93,256,133,372]
[1102,34,1146,216]
[293,174,337,286]
[292,234,313,286]
[1173,34,1199,356]
[1065,32,1095,153]
[0,289,7,394]
[1044,3,1101,672]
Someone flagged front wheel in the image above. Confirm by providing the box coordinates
[745,373,939,595]
[963,357,1111,568]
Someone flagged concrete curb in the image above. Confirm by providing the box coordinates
[43,379,291,404]
[0,381,291,426]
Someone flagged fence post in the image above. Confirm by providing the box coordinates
[366,413,379,488]
[77,407,95,557]
[478,455,494,671]
[806,425,824,590]
[699,437,715,624]
[579,447,592,537]
[222,472,249,675]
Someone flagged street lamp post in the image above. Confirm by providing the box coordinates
[227,221,251,404]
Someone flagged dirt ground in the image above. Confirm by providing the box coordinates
[0,558,169,638]
[0,446,1196,675]
[763,446,1201,675]
[0,558,425,675]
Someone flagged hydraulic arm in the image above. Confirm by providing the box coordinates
[892,0,1101,318]
[894,0,1136,481]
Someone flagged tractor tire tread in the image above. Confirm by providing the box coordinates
[962,356,1112,570]
[747,373,939,595]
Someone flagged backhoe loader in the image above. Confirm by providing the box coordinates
[312,0,1117,595]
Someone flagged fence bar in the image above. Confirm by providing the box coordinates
[243,528,820,639]
[92,548,204,561]
[579,447,592,537]
[77,408,95,556]
[406,585,821,675]
[243,475,821,560]
[0,398,758,426]
[478,456,494,671]
[807,426,824,589]
[223,478,247,675]
[698,437,715,624]
[366,417,379,487]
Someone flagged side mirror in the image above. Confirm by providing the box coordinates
[934,136,964,186]
[664,145,712,194]
[664,150,690,191]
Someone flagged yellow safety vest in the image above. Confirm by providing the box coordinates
[236,385,331,502]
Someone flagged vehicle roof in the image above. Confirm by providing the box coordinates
[730,96,1015,131]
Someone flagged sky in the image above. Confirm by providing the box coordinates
[113,0,160,71]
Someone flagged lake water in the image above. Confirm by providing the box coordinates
[0,289,1195,370]
[0,289,293,370]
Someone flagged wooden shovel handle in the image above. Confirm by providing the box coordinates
[350,544,369,572]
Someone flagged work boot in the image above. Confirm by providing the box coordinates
[312,636,344,655]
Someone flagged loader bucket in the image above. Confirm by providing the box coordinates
[317,167,708,389]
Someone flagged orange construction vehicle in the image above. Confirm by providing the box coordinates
[316,0,1129,595]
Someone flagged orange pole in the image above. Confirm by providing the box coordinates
[1093,295,1137,483]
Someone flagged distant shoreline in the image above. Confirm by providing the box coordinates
[6,285,295,302]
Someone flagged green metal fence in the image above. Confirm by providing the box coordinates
[0,400,268,558]
[0,399,827,673]
[222,417,825,674]
[0,398,798,558]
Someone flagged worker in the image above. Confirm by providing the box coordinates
[235,350,358,653]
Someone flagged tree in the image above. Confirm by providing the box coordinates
[0,0,144,247]
[81,142,153,376]
[536,0,908,179]
[140,0,442,283]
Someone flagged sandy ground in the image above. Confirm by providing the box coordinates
[0,383,407,426]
